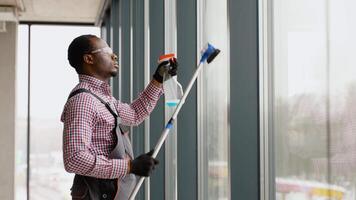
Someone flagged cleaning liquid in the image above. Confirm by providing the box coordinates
[166,99,180,107]
[158,53,183,108]
[163,76,183,108]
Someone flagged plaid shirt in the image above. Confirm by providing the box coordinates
[61,75,162,179]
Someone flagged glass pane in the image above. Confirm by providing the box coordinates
[329,0,356,197]
[199,0,230,199]
[271,0,356,199]
[15,24,29,200]
[29,25,100,200]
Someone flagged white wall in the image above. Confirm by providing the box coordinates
[0,21,17,200]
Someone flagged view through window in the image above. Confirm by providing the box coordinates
[17,25,100,199]
[199,0,230,199]
[271,0,356,199]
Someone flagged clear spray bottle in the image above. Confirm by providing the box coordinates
[158,53,184,108]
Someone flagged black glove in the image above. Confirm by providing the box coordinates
[130,150,159,177]
[153,58,178,83]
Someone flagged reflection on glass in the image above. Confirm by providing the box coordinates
[199,0,230,199]
[15,24,29,200]
[272,0,356,199]
[29,25,100,200]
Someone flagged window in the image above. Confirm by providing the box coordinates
[267,0,356,199]
[16,25,100,199]
[198,0,230,199]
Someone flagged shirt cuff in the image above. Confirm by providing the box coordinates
[111,159,129,179]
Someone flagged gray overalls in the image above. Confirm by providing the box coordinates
[68,89,136,200]
[110,117,136,200]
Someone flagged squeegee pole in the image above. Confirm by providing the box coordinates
[171,61,203,120]
[128,61,204,200]
[153,61,203,157]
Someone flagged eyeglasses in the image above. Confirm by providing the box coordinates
[90,46,114,55]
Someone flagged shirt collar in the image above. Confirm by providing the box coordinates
[79,74,111,95]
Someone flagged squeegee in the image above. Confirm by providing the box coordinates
[128,43,220,200]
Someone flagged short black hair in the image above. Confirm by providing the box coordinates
[67,34,97,73]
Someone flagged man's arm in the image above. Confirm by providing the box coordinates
[114,56,177,126]
[63,94,129,179]
[114,79,163,126]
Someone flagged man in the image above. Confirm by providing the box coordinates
[61,35,177,199]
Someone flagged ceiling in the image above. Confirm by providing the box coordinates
[0,0,104,24]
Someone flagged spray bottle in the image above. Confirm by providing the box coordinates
[158,53,183,107]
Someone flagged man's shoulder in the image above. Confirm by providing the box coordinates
[65,83,99,105]
[70,82,89,94]
[61,84,97,122]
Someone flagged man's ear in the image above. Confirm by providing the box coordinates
[83,54,94,65]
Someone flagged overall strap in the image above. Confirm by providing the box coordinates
[68,88,122,134]
[68,88,118,118]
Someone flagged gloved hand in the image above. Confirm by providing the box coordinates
[153,58,178,83]
[130,149,159,177]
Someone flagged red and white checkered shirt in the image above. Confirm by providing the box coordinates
[61,75,163,179]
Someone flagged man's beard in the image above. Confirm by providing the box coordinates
[110,70,118,77]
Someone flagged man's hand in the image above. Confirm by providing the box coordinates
[130,150,159,177]
[153,58,178,83]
